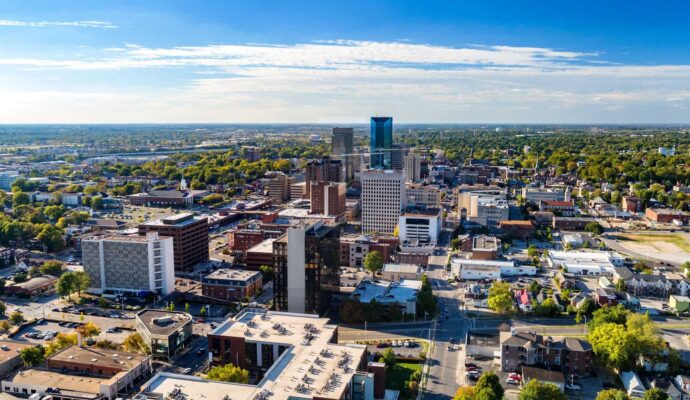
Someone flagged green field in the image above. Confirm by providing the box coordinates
[386,362,422,400]
[618,233,690,252]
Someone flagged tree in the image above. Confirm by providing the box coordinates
[596,389,631,400]
[19,346,45,367]
[185,303,190,313]
[40,260,64,276]
[259,265,273,282]
[474,371,504,400]
[57,272,78,299]
[488,281,514,314]
[381,348,397,368]
[518,379,567,400]
[585,221,604,235]
[207,364,250,383]
[0,301,6,316]
[364,251,383,274]
[643,388,669,400]
[37,225,64,251]
[454,386,475,400]
[588,322,634,370]
[13,271,27,283]
[90,196,104,210]
[123,332,150,354]
[45,333,77,357]
[527,245,539,257]
[589,304,629,330]
[9,311,24,325]
[12,191,30,206]
[340,299,364,323]
[0,320,11,333]
[76,322,101,338]
[73,271,90,295]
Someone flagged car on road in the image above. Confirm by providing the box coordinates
[195,318,205,323]
[506,377,520,385]
[565,383,581,391]
[197,348,206,355]
[449,337,456,344]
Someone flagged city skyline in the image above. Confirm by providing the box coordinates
[1,1,690,123]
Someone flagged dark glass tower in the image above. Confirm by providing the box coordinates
[370,116,393,169]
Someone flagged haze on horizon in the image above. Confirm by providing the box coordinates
[1,0,690,124]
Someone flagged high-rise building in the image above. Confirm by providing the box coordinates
[138,213,209,271]
[331,127,355,181]
[304,158,342,197]
[272,220,341,315]
[391,144,408,170]
[310,181,346,219]
[370,117,393,169]
[82,232,175,295]
[266,172,294,203]
[404,153,422,182]
[360,169,406,234]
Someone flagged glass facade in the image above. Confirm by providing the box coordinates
[370,117,393,169]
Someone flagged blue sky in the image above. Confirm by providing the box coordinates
[1,0,690,123]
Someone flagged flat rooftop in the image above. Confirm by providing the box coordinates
[0,341,32,364]
[140,213,206,227]
[382,263,421,274]
[204,268,261,282]
[472,235,499,251]
[246,238,275,254]
[136,310,192,337]
[6,369,108,397]
[351,279,421,304]
[50,345,148,371]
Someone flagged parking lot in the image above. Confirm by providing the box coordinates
[14,320,131,345]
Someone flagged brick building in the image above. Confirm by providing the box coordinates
[201,269,262,301]
[138,213,209,271]
[500,331,593,377]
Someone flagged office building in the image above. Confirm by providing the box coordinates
[272,220,341,315]
[406,183,442,207]
[339,234,396,268]
[135,310,193,360]
[351,279,421,315]
[403,153,422,182]
[305,158,342,198]
[370,117,393,169]
[201,269,263,301]
[521,187,571,204]
[390,144,407,170]
[128,189,205,207]
[82,233,175,296]
[398,207,442,245]
[360,169,405,235]
[310,181,346,219]
[139,309,377,400]
[266,172,294,203]
[290,181,307,200]
[138,213,209,272]
[458,189,509,226]
[0,171,19,191]
[332,127,355,181]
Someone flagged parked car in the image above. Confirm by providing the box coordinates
[506,377,520,385]
[565,383,581,391]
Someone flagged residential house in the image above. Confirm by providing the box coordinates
[500,331,593,377]
[515,289,532,312]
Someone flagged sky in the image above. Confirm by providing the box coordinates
[1,1,690,124]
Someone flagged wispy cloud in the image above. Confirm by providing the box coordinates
[0,19,117,29]
[0,40,689,123]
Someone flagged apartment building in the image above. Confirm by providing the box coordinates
[403,153,422,182]
[360,169,405,235]
[82,233,175,296]
[310,181,346,219]
[406,183,441,207]
[500,331,593,377]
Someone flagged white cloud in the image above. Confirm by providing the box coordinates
[0,40,689,123]
[0,19,117,29]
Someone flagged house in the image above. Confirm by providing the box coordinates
[594,288,618,307]
[620,370,646,398]
[515,289,532,312]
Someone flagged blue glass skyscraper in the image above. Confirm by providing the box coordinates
[370,116,393,169]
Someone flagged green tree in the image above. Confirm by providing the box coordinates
[19,346,45,367]
[37,225,64,251]
[488,281,514,314]
[588,322,633,370]
[527,245,539,257]
[207,364,250,383]
[474,371,504,400]
[57,272,78,299]
[12,191,30,206]
[381,347,397,367]
[40,260,64,276]
[122,332,151,354]
[90,196,104,210]
[9,311,24,325]
[73,271,90,296]
[185,303,190,313]
[259,265,274,282]
[585,221,604,235]
[364,251,384,275]
[340,299,364,323]
[453,386,476,400]
[0,301,6,316]
[45,333,78,356]
[518,379,567,400]
[12,271,27,283]
[643,388,669,400]
[596,389,631,400]
[44,205,66,221]
[0,320,11,333]
[76,322,101,338]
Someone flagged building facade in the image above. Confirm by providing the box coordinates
[138,213,209,271]
[360,169,405,235]
[403,153,422,182]
[310,181,346,219]
[202,269,263,301]
[332,127,355,181]
[370,117,393,169]
[135,310,193,360]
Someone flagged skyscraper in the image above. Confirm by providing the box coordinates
[360,169,406,234]
[304,157,342,198]
[404,153,422,182]
[370,116,393,169]
[331,127,354,181]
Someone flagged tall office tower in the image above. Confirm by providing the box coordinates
[82,232,175,295]
[310,181,346,218]
[272,220,341,315]
[360,169,406,234]
[370,116,393,169]
[404,153,422,182]
[266,172,294,203]
[138,213,209,271]
[331,127,355,181]
[304,157,342,197]
[391,144,408,170]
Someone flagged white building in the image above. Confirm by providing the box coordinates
[458,189,510,226]
[0,171,19,191]
[451,258,537,280]
[360,170,405,235]
[81,232,175,295]
[547,250,625,276]
[403,153,422,182]
[351,279,421,315]
[382,263,422,282]
[521,187,570,204]
[659,146,676,157]
[398,207,442,244]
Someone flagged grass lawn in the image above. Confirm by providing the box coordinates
[618,233,690,252]
[385,362,422,400]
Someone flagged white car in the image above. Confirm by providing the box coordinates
[506,377,520,385]
[565,383,581,391]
